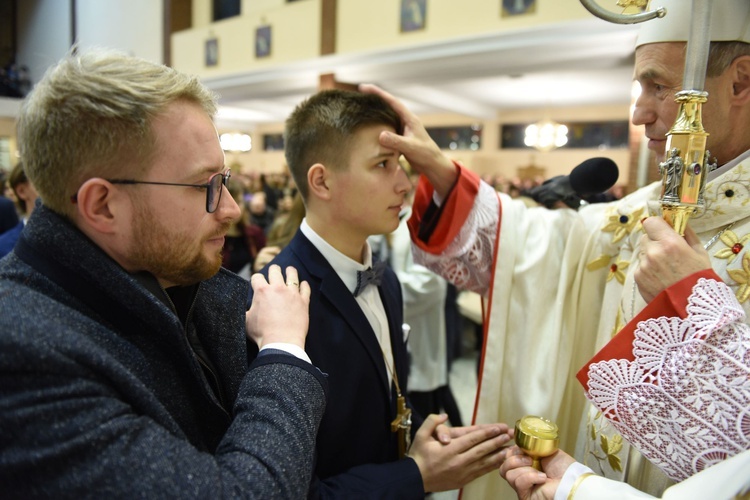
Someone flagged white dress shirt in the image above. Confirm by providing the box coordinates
[300,219,395,390]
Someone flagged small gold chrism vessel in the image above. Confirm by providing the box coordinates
[514,415,560,470]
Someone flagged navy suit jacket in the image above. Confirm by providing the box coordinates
[0,221,23,258]
[248,230,425,499]
[0,197,19,235]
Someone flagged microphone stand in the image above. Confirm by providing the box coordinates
[579,0,714,235]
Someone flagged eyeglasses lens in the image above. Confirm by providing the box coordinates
[207,171,229,213]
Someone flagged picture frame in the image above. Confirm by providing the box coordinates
[255,25,272,58]
[205,38,218,67]
[400,0,426,33]
[501,0,536,17]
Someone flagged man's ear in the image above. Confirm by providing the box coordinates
[731,55,750,104]
[74,178,122,234]
[307,163,332,201]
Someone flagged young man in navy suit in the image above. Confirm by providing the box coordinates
[248,89,511,498]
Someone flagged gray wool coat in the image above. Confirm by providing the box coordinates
[0,204,327,499]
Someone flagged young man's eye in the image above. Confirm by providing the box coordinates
[377,160,388,168]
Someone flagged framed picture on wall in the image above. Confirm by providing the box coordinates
[400,0,426,33]
[255,25,272,58]
[205,38,219,67]
[501,0,536,17]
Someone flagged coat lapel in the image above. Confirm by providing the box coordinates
[288,232,391,395]
[378,272,408,392]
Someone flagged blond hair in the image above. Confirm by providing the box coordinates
[17,47,218,218]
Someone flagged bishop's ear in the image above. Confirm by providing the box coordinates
[731,55,750,102]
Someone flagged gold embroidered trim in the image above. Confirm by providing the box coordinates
[567,472,596,500]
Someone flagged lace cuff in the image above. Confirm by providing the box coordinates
[585,278,750,482]
[412,181,499,295]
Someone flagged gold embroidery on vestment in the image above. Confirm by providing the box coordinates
[585,412,625,474]
[727,253,750,303]
[607,259,630,285]
[587,254,613,271]
[602,207,645,244]
[714,230,750,264]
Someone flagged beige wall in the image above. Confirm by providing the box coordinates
[191,0,288,28]
[173,0,320,76]
[0,118,15,137]
[337,0,593,54]
[225,121,286,175]
[0,117,18,171]
[179,0,625,73]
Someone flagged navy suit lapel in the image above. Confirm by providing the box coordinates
[378,272,407,392]
[288,232,391,395]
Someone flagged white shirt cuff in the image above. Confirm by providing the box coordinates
[260,343,312,364]
[432,190,445,207]
[554,462,595,500]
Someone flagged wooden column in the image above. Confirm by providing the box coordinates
[163,0,192,66]
[318,73,358,92]
[320,0,336,56]
[319,0,360,92]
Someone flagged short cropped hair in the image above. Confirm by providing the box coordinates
[706,41,750,77]
[284,89,401,201]
[16,47,218,218]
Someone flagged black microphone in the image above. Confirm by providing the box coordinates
[524,157,619,209]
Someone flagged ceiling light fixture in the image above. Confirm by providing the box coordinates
[220,132,252,152]
[524,120,568,152]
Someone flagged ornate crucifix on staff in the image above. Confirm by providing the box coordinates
[580,0,715,235]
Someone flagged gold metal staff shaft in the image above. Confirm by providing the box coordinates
[659,91,713,235]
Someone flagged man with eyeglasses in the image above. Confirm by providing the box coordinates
[0,48,327,498]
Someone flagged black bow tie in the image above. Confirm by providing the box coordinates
[354,260,387,297]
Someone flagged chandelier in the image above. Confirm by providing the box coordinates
[524,120,568,152]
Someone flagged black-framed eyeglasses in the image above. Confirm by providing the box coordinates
[104,169,231,213]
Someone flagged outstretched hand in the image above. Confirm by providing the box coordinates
[359,84,458,198]
[409,414,511,493]
[635,217,711,303]
[245,264,311,350]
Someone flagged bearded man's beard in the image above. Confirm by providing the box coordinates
[130,203,227,286]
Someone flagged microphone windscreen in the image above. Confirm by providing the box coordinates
[569,157,619,195]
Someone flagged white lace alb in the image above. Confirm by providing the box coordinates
[586,278,750,481]
[412,181,499,295]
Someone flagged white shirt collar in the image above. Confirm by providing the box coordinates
[300,218,372,295]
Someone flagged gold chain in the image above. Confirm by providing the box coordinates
[381,348,402,396]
